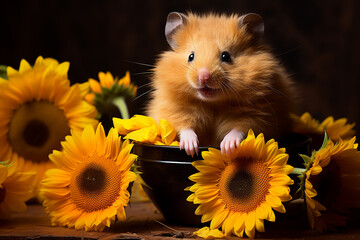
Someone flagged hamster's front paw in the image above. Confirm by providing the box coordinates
[179,129,199,157]
[220,129,244,156]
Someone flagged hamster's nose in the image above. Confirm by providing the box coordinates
[198,68,210,83]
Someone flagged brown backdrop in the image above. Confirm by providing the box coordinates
[1,0,359,138]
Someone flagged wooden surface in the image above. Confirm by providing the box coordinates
[0,201,359,240]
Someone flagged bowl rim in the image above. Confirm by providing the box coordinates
[133,142,211,151]
[132,142,211,162]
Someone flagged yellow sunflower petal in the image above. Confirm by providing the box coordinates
[194,198,222,215]
[268,208,276,222]
[77,82,90,98]
[189,172,219,184]
[268,153,289,167]
[95,124,107,155]
[255,202,271,220]
[113,115,157,135]
[98,71,114,88]
[269,164,294,176]
[81,125,96,153]
[266,194,283,209]
[84,93,95,105]
[6,66,18,78]
[88,79,101,93]
[210,208,229,229]
[117,206,127,221]
[234,212,246,237]
[269,186,290,198]
[269,175,293,186]
[272,202,286,213]
[56,62,70,77]
[194,227,225,239]
[201,205,225,223]
[195,187,219,199]
[192,164,221,174]
[255,218,265,232]
[244,211,256,238]
[222,212,237,236]
[159,119,177,145]
[19,59,32,73]
[118,71,130,87]
[201,151,226,169]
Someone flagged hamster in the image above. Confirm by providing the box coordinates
[146,12,295,156]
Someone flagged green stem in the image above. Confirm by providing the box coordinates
[292,167,306,175]
[0,65,8,80]
[113,96,129,119]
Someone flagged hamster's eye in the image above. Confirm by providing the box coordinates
[221,51,231,63]
[188,53,195,62]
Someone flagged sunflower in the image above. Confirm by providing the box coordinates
[301,135,360,231]
[40,123,137,231]
[0,161,36,218]
[0,56,98,197]
[292,113,355,147]
[85,71,137,119]
[188,130,294,238]
[320,116,356,141]
[113,115,179,146]
[291,112,320,134]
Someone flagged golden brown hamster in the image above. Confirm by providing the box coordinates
[147,12,295,156]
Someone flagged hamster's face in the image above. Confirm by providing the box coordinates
[170,14,270,103]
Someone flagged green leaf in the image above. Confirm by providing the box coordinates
[299,154,312,165]
[0,65,8,80]
[319,131,330,151]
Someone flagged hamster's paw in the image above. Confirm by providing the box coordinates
[179,129,199,157]
[220,129,244,156]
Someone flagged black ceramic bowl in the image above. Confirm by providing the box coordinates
[132,133,310,226]
[132,144,206,226]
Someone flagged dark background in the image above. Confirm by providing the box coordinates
[1,0,359,137]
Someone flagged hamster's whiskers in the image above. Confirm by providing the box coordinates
[137,82,153,89]
[274,45,301,58]
[222,76,277,118]
[264,85,291,100]
[122,59,155,68]
[131,71,153,76]
[184,85,196,102]
[221,80,247,106]
[132,88,154,102]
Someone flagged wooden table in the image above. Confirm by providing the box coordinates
[0,201,359,240]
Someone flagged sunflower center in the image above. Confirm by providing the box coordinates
[228,171,253,200]
[8,101,70,163]
[78,165,106,193]
[0,188,6,203]
[70,154,122,212]
[23,119,49,147]
[219,158,270,213]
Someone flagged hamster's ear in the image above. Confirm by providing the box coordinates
[238,13,264,37]
[165,12,188,50]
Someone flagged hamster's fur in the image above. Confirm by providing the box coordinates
[147,12,295,156]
